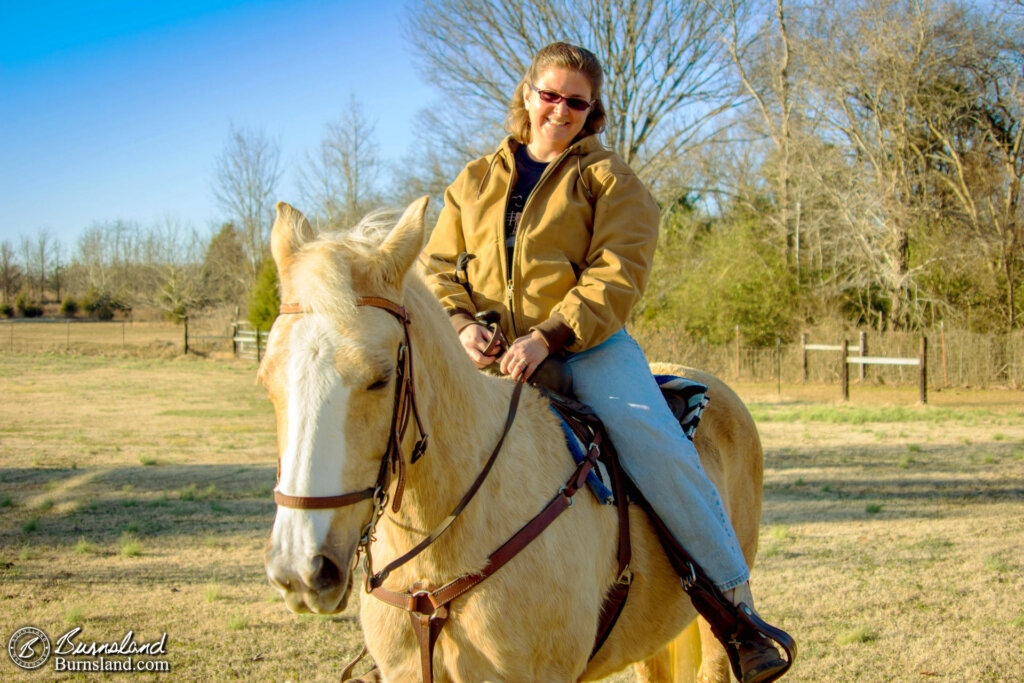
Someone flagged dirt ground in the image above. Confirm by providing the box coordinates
[1,352,1021,681]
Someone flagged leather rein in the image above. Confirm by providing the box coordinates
[270,296,605,683]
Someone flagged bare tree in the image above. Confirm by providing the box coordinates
[141,215,207,318]
[0,240,21,304]
[798,0,963,328]
[405,0,748,182]
[213,124,282,284]
[712,0,800,267]
[299,97,381,230]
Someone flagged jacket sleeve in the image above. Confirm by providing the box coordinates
[549,164,660,352]
[421,167,478,330]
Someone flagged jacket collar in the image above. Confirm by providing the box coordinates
[477,134,603,198]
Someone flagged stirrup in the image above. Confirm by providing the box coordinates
[729,603,796,683]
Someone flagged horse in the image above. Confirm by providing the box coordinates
[260,197,765,683]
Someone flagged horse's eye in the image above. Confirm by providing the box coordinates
[367,376,390,391]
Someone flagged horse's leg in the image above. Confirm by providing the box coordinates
[695,616,731,683]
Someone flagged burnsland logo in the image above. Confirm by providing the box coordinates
[7,626,170,673]
[7,627,51,670]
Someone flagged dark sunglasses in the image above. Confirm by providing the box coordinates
[528,83,594,112]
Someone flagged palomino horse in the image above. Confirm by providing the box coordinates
[261,198,764,683]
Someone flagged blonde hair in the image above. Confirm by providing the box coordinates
[506,42,606,145]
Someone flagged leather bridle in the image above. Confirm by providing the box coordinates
[272,296,427,515]
[268,295,606,683]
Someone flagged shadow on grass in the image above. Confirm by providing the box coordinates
[0,464,278,549]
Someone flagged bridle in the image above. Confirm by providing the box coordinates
[268,294,605,683]
[273,296,427,517]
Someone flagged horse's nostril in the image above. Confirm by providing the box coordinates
[310,554,342,591]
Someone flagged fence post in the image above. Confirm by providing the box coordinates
[10,321,13,352]
[183,316,189,355]
[122,320,126,348]
[940,321,948,388]
[734,325,740,380]
[801,332,808,383]
[859,330,867,382]
[841,339,850,401]
[231,323,238,355]
[256,327,263,363]
[66,320,70,351]
[920,336,928,404]
[776,337,782,395]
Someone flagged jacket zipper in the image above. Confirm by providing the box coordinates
[506,145,576,338]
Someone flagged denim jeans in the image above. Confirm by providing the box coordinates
[566,328,750,591]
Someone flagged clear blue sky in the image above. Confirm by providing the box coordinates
[0,0,437,248]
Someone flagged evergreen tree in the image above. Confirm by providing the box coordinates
[248,258,279,331]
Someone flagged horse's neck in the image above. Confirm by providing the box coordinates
[376,277,517,578]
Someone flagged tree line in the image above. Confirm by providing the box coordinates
[4,0,1022,345]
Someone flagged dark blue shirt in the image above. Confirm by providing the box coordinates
[504,145,548,275]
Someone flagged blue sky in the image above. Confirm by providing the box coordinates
[0,0,437,248]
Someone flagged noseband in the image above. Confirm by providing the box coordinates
[272,296,428,514]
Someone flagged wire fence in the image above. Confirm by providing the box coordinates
[3,317,1023,389]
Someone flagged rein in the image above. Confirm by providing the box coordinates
[269,295,610,683]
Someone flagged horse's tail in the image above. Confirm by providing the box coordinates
[634,620,702,683]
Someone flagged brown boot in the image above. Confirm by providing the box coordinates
[735,629,789,683]
[731,602,795,683]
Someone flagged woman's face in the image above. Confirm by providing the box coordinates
[523,67,593,159]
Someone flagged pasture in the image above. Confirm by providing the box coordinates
[1,351,1022,681]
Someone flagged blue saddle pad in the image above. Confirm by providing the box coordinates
[553,375,709,505]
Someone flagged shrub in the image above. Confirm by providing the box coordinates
[14,291,43,318]
[81,289,131,320]
[0,303,12,318]
[59,297,79,317]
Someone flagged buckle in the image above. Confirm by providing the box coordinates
[616,565,633,586]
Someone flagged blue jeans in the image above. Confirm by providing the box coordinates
[566,329,750,591]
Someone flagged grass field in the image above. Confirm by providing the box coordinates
[1,351,1022,681]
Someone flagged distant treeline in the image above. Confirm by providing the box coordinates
[4,0,1022,344]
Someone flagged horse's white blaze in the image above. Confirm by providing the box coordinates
[271,317,349,567]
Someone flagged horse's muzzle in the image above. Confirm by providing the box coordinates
[265,551,354,614]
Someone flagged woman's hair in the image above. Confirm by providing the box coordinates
[506,42,607,145]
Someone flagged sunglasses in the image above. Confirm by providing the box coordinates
[528,83,594,112]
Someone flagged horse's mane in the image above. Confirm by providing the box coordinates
[288,209,406,321]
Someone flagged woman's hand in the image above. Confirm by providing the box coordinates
[499,331,550,382]
[458,324,499,368]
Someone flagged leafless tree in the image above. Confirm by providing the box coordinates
[0,240,21,304]
[405,0,748,183]
[213,124,282,284]
[141,215,207,318]
[73,220,143,300]
[299,97,382,230]
[798,0,963,328]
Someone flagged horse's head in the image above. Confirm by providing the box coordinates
[261,197,429,614]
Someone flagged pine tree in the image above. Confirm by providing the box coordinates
[248,258,279,331]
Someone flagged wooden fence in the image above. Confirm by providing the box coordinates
[633,324,1024,390]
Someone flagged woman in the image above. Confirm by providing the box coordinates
[422,42,792,683]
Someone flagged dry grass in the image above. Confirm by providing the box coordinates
[1,351,1022,681]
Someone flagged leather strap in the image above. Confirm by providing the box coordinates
[366,381,524,589]
[274,489,375,510]
[369,442,598,682]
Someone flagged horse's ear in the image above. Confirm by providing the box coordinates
[379,196,429,284]
[271,202,315,274]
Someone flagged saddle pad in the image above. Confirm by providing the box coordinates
[554,375,709,505]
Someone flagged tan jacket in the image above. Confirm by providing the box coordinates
[421,135,660,353]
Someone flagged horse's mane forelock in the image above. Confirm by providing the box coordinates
[289,209,404,320]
